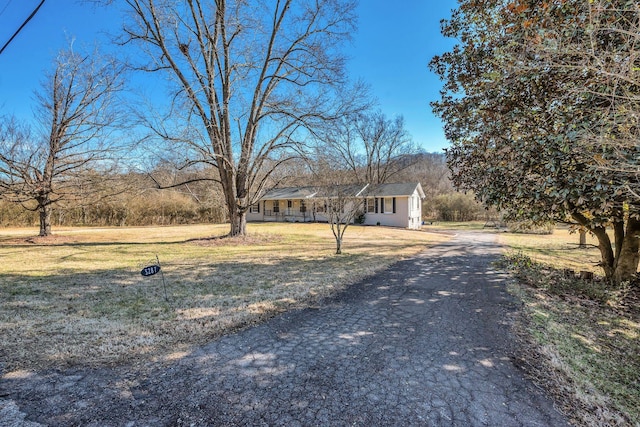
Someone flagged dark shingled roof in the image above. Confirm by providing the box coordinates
[260,187,317,200]
[260,182,424,200]
[362,182,425,198]
[313,184,368,198]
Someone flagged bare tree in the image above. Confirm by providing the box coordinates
[322,109,419,184]
[314,183,366,254]
[119,0,357,236]
[393,152,455,218]
[0,48,126,236]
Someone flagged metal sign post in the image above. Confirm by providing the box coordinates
[140,254,168,302]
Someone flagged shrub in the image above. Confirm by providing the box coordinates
[431,192,486,221]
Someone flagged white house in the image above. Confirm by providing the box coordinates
[246,182,425,230]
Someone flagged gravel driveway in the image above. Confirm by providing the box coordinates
[1,231,569,426]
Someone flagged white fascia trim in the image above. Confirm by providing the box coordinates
[355,183,369,197]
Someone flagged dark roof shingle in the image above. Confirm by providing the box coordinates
[260,182,424,200]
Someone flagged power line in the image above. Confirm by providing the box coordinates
[0,0,14,18]
[0,0,46,56]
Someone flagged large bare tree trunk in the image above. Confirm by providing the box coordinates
[230,209,247,237]
[38,203,52,237]
[220,168,247,237]
[613,238,640,284]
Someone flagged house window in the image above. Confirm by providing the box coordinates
[380,197,396,214]
[367,198,375,213]
[300,200,307,213]
[384,197,393,213]
[273,200,280,213]
[287,200,293,209]
[249,204,260,213]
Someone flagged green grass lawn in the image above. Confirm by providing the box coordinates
[0,223,449,372]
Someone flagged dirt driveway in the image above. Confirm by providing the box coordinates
[1,231,569,426]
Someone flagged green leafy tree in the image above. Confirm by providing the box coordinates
[430,0,640,284]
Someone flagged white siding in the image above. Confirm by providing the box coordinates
[363,196,406,228]
[248,184,423,229]
[362,190,423,229]
[408,192,423,229]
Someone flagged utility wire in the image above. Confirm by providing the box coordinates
[0,0,14,18]
[0,0,46,56]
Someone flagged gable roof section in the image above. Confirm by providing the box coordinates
[260,186,317,200]
[313,183,368,198]
[259,182,424,200]
[363,182,425,199]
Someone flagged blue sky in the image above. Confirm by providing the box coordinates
[0,0,458,153]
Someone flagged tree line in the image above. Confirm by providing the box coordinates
[0,151,487,228]
[0,172,227,228]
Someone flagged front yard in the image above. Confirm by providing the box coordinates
[0,223,448,372]
[3,221,637,426]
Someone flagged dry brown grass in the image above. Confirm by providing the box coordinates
[497,227,640,426]
[498,225,605,275]
[0,223,449,372]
